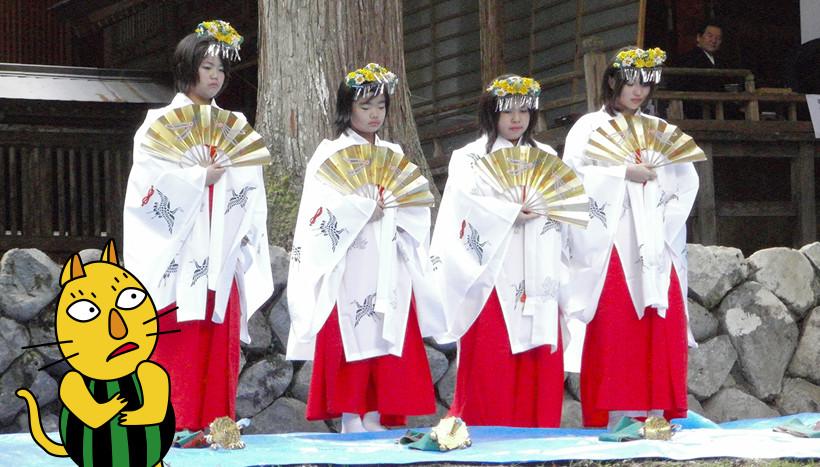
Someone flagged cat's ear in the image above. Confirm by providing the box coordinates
[60,254,86,286]
[101,240,118,265]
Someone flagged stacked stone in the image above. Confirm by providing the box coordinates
[0,243,817,434]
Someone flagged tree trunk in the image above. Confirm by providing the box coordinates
[479,0,505,85]
[256,0,438,248]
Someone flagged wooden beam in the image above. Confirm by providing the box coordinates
[793,142,817,246]
[479,0,504,85]
[583,51,607,112]
[695,143,717,245]
[636,0,647,48]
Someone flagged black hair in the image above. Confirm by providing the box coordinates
[478,74,539,154]
[599,47,659,116]
[334,80,391,137]
[173,32,232,96]
[697,20,723,36]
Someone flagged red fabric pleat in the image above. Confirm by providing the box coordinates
[151,281,241,431]
[306,294,436,426]
[580,247,688,427]
[449,289,564,427]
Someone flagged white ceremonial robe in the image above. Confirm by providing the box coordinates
[562,108,699,363]
[430,135,571,354]
[286,130,447,362]
[123,93,273,343]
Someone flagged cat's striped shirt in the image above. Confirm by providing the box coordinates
[59,372,175,467]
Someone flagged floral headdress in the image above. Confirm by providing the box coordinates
[611,47,666,84]
[485,75,541,112]
[195,20,243,62]
[345,63,399,100]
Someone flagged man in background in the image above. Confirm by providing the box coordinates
[671,21,737,118]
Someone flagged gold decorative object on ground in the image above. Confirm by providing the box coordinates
[205,416,246,449]
[429,416,472,451]
[641,416,675,440]
[473,146,589,227]
[141,104,271,167]
[316,144,435,208]
[585,114,706,167]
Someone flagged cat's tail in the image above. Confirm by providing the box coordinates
[15,388,68,457]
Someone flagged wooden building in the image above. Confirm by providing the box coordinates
[0,0,816,258]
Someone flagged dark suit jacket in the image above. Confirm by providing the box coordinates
[671,47,725,92]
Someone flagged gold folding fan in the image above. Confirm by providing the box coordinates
[474,146,589,227]
[141,104,271,167]
[585,114,706,167]
[316,144,435,208]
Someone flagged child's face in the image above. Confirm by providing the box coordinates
[497,105,530,142]
[350,94,386,137]
[188,55,225,104]
[616,81,650,113]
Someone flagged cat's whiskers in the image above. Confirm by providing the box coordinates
[142,306,178,325]
[22,340,73,349]
[145,329,181,337]
[38,352,79,372]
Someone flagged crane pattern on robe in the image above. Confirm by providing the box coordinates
[430,255,442,271]
[149,188,181,234]
[351,234,368,250]
[353,293,379,327]
[541,276,559,299]
[190,258,209,286]
[459,220,489,265]
[513,280,526,305]
[225,185,256,214]
[310,207,348,253]
[589,198,608,228]
[158,259,179,287]
[658,190,679,221]
[540,217,560,235]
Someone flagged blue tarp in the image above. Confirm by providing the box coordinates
[1,412,818,466]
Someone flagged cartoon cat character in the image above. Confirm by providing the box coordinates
[16,240,176,467]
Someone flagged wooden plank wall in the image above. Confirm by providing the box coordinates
[0,129,133,262]
[404,0,641,190]
[0,0,72,65]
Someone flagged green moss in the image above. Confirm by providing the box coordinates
[264,166,302,251]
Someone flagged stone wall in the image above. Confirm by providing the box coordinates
[0,243,817,434]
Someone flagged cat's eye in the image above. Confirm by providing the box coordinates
[116,288,146,310]
[66,300,100,322]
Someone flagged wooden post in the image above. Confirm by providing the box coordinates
[583,51,607,112]
[479,0,504,85]
[667,100,684,119]
[792,142,817,246]
[636,0,647,48]
[695,142,717,245]
[744,73,760,121]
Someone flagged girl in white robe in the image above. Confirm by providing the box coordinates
[430,75,570,427]
[122,21,273,431]
[562,47,699,428]
[286,64,446,433]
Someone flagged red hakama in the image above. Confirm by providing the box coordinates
[307,295,436,426]
[449,289,564,427]
[151,282,241,431]
[580,247,688,427]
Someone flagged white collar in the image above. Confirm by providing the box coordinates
[701,48,716,65]
[343,128,381,146]
[171,92,219,108]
